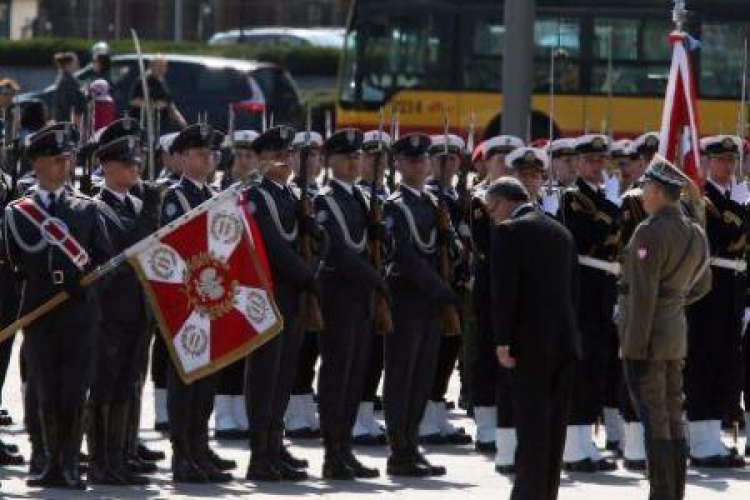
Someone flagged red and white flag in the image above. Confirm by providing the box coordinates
[128,187,282,384]
[658,31,702,185]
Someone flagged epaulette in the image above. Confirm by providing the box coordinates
[622,187,643,199]
[318,185,333,197]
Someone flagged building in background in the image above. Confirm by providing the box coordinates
[30,0,352,41]
[0,0,39,40]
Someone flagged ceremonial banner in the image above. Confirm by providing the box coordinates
[658,30,702,185]
[130,188,282,384]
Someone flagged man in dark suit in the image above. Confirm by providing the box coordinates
[489,177,582,500]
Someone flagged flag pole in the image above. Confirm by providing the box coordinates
[0,183,248,343]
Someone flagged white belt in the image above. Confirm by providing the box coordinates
[578,255,621,276]
[710,257,747,273]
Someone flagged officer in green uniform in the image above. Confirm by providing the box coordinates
[619,156,711,500]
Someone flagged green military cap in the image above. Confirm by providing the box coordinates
[643,155,687,189]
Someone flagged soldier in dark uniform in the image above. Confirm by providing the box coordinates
[468,135,523,455]
[212,129,261,441]
[161,123,235,483]
[419,133,472,446]
[620,157,711,500]
[285,130,324,439]
[150,131,180,434]
[685,135,747,468]
[558,134,620,473]
[314,128,384,480]
[4,123,112,489]
[353,130,392,446]
[382,133,458,477]
[244,126,316,482]
[88,130,152,485]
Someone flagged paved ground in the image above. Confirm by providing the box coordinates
[0,342,748,499]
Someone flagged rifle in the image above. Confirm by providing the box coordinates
[297,107,324,331]
[436,112,462,336]
[456,112,474,238]
[2,104,21,197]
[132,29,155,181]
[78,94,95,195]
[369,109,394,335]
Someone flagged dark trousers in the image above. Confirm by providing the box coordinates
[292,333,318,395]
[497,367,515,428]
[685,271,743,422]
[430,335,460,401]
[217,359,245,396]
[470,267,497,407]
[0,337,14,407]
[511,355,575,500]
[569,269,616,425]
[317,281,372,438]
[245,286,304,433]
[384,278,441,436]
[150,326,169,389]
[167,367,217,454]
[90,320,145,405]
[361,332,383,402]
[624,359,686,500]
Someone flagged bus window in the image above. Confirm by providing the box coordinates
[700,22,750,98]
[462,15,504,91]
[338,12,454,108]
[591,18,671,96]
[534,18,580,93]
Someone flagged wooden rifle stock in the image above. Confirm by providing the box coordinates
[368,149,393,335]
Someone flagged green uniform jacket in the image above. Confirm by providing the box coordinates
[618,204,711,360]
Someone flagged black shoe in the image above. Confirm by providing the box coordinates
[352,433,388,446]
[475,440,497,453]
[419,433,447,445]
[0,413,12,427]
[126,455,158,474]
[495,464,515,475]
[280,446,309,469]
[386,453,431,477]
[605,440,621,452]
[592,458,618,471]
[29,447,48,476]
[563,458,597,473]
[214,428,249,440]
[207,448,236,471]
[196,458,233,483]
[322,455,356,480]
[412,450,446,476]
[624,459,647,472]
[246,457,282,481]
[0,444,24,465]
[285,427,321,439]
[154,421,170,433]
[273,458,308,481]
[444,430,473,445]
[446,401,456,411]
[0,440,19,454]
[341,448,379,478]
[137,442,165,462]
[172,454,208,483]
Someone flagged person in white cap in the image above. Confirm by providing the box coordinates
[559,134,620,473]
[217,130,260,191]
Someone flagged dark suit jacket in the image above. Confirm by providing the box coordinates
[492,205,582,360]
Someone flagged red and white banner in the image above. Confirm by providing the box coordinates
[658,31,702,185]
[129,189,281,384]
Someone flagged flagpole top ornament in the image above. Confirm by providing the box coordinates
[673,1,688,32]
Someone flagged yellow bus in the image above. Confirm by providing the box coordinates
[336,0,748,140]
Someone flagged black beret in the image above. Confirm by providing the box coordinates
[392,133,431,157]
[251,125,296,153]
[324,128,363,155]
[171,123,221,154]
[97,135,142,164]
[25,123,79,160]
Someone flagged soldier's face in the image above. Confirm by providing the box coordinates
[486,195,513,225]
[578,154,607,182]
[182,147,216,181]
[233,148,258,175]
[553,155,578,185]
[430,154,460,178]
[104,161,141,190]
[515,166,543,200]
[642,181,665,214]
[259,149,292,182]
[34,153,71,189]
[330,152,362,183]
[486,153,509,180]
[708,154,737,184]
[397,154,429,186]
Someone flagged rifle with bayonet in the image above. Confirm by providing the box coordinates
[2,104,21,197]
[369,109,394,335]
[78,93,95,195]
[436,112,462,336]
[387,107,398,192]
[298,108,324,331]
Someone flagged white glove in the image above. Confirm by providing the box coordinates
[542,194,560,216]
[731,181,750,205]
[604,174,622,207]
